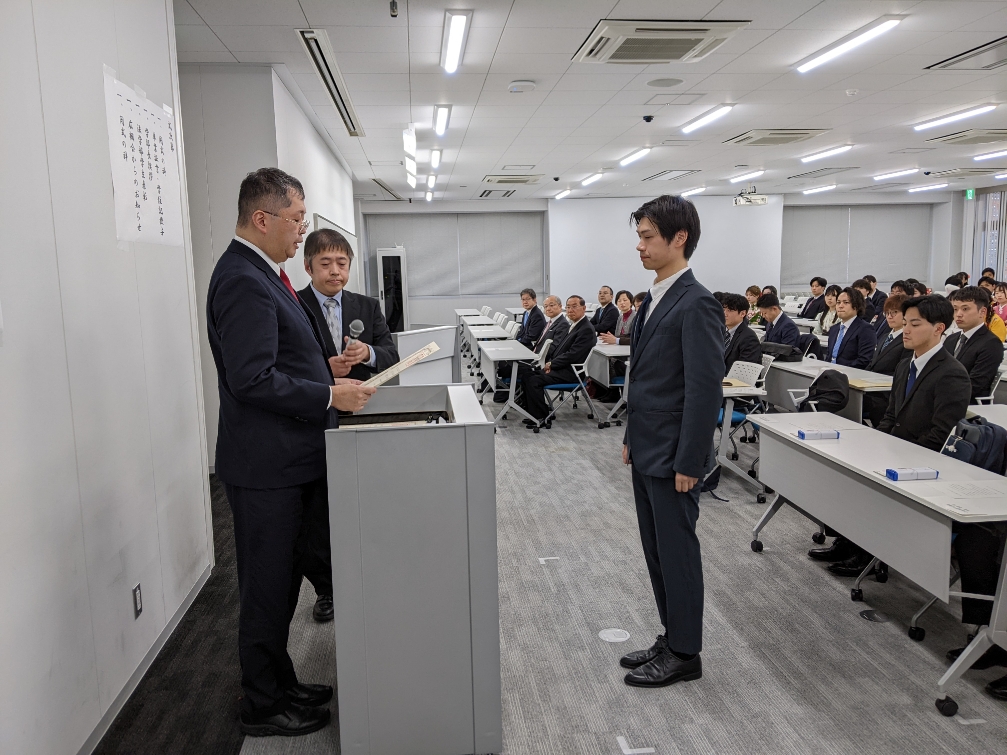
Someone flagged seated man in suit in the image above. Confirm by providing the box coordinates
[533,295,568,357]
[590,286,619,334]
[945,286,1003,403]
[826,287,877,369]
[722,293,763,372]
[515,288,546,349]
[520,295,596,424]
[798,277,828,320]
[862,293,911,426]
[852,279,877,323]
[757,292,800,349]
[863,274,887,313]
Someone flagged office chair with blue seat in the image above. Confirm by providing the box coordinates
[532,363,597,433]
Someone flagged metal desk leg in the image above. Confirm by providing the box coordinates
[716,397,766,495]
[750,494,784,552]
[840,390,864,423]
[493,361,537,425]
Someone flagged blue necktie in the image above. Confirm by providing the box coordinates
[523,311,529,327]
[831,323,846,363]
[905,361,917,398]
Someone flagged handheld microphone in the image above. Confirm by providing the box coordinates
[347,319,365,348]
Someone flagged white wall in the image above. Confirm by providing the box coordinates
[548,195,784,300]
[0,2,211,754]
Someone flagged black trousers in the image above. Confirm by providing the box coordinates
[225,477,329,715]
[955,522,1005,626]
[303,484,334,599]
[520,364,577,420]
[632,466,704,655]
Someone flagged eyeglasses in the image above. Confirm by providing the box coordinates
[262,210,309,233]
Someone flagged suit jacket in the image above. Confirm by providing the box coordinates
[534,314,569,357]
[625,269,725,479]
[298,285,399,382]
[591,302,619,334]
[825,316,877,369]
[207,240,338,489]
[943,325,1004,403]
[873,316,891,338]
[877,348,971,451]
[515,305,546,348]
[869,289,888,311]
[764,312,801,348]
[799,294,828,320]
[860,299,876,323]
[867,330,911,376]
[548,316,595,371]
[725,320,763,372]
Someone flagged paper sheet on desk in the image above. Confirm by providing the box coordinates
[922,481,1007,499]
[902,480,1007,517]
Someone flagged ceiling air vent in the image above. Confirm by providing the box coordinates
[926,129,1007,146]
[647,93,706,105]
[479,190,516,198]
[850,183,910,192]
[725,129,829,146]
[787,167,857,180]
[643,169,700,182]
[572,20,749,64]
[927,35,1007,71]
[927,168,1006,178]
[483,174,542,184]
[297,29,365,136]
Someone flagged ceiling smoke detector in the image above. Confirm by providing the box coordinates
[508,80,536,93]
[573,19,749,64]
[647,78,684,87]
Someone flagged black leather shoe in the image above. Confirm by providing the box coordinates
[808,537,854,562]
[312,595,333,623]
[286,682,333,708]
[620,635,667,670]
[827,552,875,577]
[987,673,1007,700]
[240,703,330,737]
[946,643,1007,670]
[624,649,702,688]
[493,391,509,403]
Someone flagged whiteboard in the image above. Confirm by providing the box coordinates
[314,213,363,294]
[102,68,183,245]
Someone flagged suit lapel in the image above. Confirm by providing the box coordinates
[229,243,312,329]
[903,348,945,405]
[340,291,358,345]
[299,287,337,356]
[636,270,694,356]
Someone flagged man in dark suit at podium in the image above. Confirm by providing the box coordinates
[207,168,374,737]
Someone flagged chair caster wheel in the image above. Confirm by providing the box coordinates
[587,413,594,419]
[615,420,622,427]
[756,494,767,503]
[747,470,758,479]
[908,626,925,641]
[730,452,739,461]
[532,427,540,434]
[812,532,826,544]
[598,422,610,429]
[751,540,763,552]
[764,486,774,494]
[851,588,863,602]
[935,697,958,717]
[875,564,889,583]
[545,421,552,429]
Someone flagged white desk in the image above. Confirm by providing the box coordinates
[461,315,496,327]
[716,383,767,494]
[478,340,539,425]
[749,412,1007,716]
[791,317,819,333]
[584,344,631,427]
[765,358,891,422]
[506,307,526,321]
[969,404,1007,425]
[454,308,481,319]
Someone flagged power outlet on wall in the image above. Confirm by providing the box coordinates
[132,584,142,619]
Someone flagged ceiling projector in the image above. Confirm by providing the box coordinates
[734,186,767,206]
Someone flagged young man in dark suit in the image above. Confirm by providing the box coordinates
[206,169,374,737]
[298,228,398,622]
[945,286,1004,403]
[619,195,724,689]
[863,293,911,426]
[825,287,877,369]
[863,274,887,311]
[798,277,828,320]
[722,292,763,372]
[852,279,877,323]
[590,286,619,334]
[757,293,801,348]
[515,288,546,348]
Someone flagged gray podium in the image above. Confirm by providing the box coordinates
[325,384,501,755]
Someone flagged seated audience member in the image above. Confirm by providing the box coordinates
[757,293,800,348]
[913,281,929,297]
[515,288,546,349]
[492,294,568,403]
[945,286,1004,402]
[851,279,876,322]
[863,275,887,311]
[599,290,636,345]
[975,277,1007,339]
[993,281,1007,320]
[826,287,877,368]
[945,274,964,296]
[520,295,596,423]
[813,285,841,335]
[745,285,763,323]
[862,294,911,425]
[981,267,996,280]
[978,276,996,297]
[799,277,829,319]
[890,280,909,296]
[590,285,619,334]
[722,293,763,372]
[813,295,971,576]
[761,285,778,297]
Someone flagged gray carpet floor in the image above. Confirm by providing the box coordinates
[242,401,1007,755]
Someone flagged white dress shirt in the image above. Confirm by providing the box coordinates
[309,285,376,367]
[645,266,690,324]
[910,340,944,377]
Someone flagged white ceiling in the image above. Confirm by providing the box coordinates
[174,0,1007,201]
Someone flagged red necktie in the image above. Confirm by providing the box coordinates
[279,268,299,301]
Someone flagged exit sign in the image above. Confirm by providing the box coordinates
[966,188,975,200]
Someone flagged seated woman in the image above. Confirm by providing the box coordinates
[746,285,762,323]
[993,281,1007,321]
[599,290,635,346]
[813,284,841,335]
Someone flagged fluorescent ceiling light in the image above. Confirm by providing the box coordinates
[405,156,416,175]
[874,168,918,180]
[430,149,441,169]
[433,105,451,136]
[440,11,471,74]
[801,145,851,163]
[581,173,603,186]
[803,184,836,194]
[729,170,764,184]
[797,16,902,73]
[425,191,433,201]
[913,104,997,131]
[997,173,1007,180]
[681,104,733,134]
[406,174,416,188]
[402,125,416,156]
[974,149,1007,161]
[908,183,948,192]
[681,187,705,197]
[427,174,436,188]
[620,148,651,167]
[555,189,571,199]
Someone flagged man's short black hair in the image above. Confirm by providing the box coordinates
[901,294,954,329]
[520,288,537,300]
[630,194,701,258]
[851,278,871,293]
[945,275,963,287]
[810,276,828,287]
[840,286,866,317]
[913,282,929,296]
[237,167,304,226]
[713,291,725,303]
[304,228,353,269]
[862,274,877,285]
[891,279,908,293]
[906,278,920,284]
[599,285,613,294]
[982,267,996,277]
[722,293,749,313]
[756,292,780,309]
[949,285,991,314]
[567,295,585,307]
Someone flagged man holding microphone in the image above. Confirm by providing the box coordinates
[206,168,374,737]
